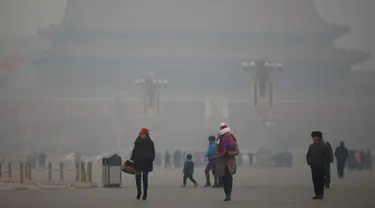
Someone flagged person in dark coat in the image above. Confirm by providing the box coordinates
[164,150,171,169]
[323,140,333,188]
[306,131,331,200]
[334,141,348,178]
[38,152,46,168]
[155,152,162,167]
[130,128,155,200]
[216,123,239,201]
[173,150,182,168]
[359,150,366,170]
[366,149,372,170]
[182,154,198,187]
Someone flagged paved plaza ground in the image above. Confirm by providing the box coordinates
[0,167,374,207]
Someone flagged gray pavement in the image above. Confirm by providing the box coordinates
[0,186,374,208]
[0,167,374,207]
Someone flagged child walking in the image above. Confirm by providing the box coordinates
[182,154,198,187]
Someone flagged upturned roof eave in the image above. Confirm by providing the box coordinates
[38,22,349,40]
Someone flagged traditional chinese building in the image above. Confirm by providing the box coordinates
[3,0,372,153]
[34,0,369,99]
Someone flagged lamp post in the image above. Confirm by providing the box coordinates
[242,59,282,148]
[112,96,123,154]
[135,71,168,118]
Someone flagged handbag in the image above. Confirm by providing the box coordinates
[121,160,137,175]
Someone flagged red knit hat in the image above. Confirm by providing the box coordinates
[139,128,149,135]
[219,123,231,136]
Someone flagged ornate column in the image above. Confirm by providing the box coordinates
[135,71,168,118]
[243,59,282,148]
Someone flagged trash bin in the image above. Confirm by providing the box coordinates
[102,154,122,187]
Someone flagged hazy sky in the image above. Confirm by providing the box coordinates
[0,0,373,70]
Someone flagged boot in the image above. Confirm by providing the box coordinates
[142,173,148,200]
[135,175,142,200]
[142,193,147,200]
[312,195,323,200]
[223,185,232,201]
[204,172,211,187]
[224,195,231,201]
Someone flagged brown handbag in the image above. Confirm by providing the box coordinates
[121,160,137,175]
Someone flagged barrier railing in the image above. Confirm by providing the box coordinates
[0,161,93,187]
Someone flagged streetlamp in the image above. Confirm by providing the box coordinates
[112,96,123,154]
[242,59,282,107]
[242,59,282,148]
[135,71,168,117]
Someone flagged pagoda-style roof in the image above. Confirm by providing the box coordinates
[35,38,369,65]
[36,0,369,67]
[31,0,370,98]
[59,0,347,36]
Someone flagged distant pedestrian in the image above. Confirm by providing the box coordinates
[164,151,171,169]
[366,149,372,171]
[173,150,182,168]
[216,123,239,201]
[237,153,243,167]
[204,135,219,187]
[306,131,331,200]
[248,153,254,166]
[354,151,362,170]
[334,141,348,178]
[38,152,46,169]
[155,152,162,167]
[323,140,333,188]
[182,154,198,187]
[130,128,155,200]
[360,150,366,170]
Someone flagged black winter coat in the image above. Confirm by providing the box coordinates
[325,141,334,163]
[335,146,348,164]
[306,141,331,168]
[130,137,155,172]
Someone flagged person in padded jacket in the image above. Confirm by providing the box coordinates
[306,131,331,200]
[204,135,220,187]
[130,128,155,200]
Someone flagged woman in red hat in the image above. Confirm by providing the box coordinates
[216,123,239,201]
[130,128,155,200]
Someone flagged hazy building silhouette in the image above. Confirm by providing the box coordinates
[1,0,371,152]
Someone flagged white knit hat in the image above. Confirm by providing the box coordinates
[219,122,231,136]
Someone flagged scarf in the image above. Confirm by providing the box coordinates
[216,134,237,158]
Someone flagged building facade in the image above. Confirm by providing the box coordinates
[1,0,372,153]
[33,0,369,98]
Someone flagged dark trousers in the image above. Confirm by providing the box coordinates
[218,177,223,185]
[369,161,372,170]
[337,163,346,178]
[183,174,197,185]
[365,160,372,170]
[164,160,171,169]
[135,171,149,196]
[311,166,325,197]
[205,160,218,185]
[221,166,233,197]
[324,164,331,186]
